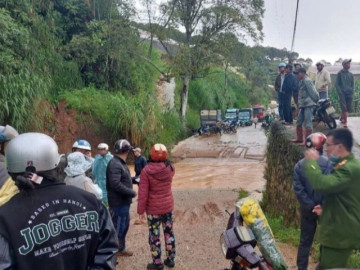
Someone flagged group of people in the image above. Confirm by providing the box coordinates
[294,128,360,270]
[0,126,176,270]
[274,58,355,144]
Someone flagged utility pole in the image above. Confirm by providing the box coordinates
[290,0,300,63]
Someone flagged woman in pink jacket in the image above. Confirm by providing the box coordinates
[137,144,176,270]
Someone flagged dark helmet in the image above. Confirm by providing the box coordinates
[306,132,327,151]
[114,139,132,154]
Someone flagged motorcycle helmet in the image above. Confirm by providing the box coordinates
[150,143,168,162]
[6,133,61,174]
[0,125,19,142]
[97,143,109,151]
[114,139,132,154]
[305,132,327,151]
[72,139,91,151]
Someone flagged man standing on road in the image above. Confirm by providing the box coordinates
[293,63,302,118]
[274,62,286,120]
[292,68,319,145]
[282,64,298,125]
[133,147,147,185]
[93,143,113,205]
[315,61,331,100]
[293,133,332,270]
[304,128,360,269]
[335,59,354,128]
[106,139,136,257]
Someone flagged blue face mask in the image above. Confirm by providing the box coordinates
[330,155,340,164]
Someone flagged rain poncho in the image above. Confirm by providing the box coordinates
[93,152,113,204]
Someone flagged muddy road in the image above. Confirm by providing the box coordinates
[118,126,312,270]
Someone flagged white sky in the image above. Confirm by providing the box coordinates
[134,0,360,64]
[262,0,360,63]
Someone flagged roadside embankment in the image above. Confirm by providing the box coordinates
[262,121,303,226]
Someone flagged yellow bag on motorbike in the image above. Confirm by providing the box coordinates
[236,197,287,270]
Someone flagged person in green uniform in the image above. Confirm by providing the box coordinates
[303,128,360,269]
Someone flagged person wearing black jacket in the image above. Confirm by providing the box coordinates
[282,64,298,125]
[133,147,147,185]
[0,132,118,270]
[106,139,136,257]
[293,133,332,270]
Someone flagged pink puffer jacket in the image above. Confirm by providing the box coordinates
[137,162,175,215]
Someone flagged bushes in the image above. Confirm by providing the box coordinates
[262,121,303,226]
[62,86,186,154]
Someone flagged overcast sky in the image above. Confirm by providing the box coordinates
[262,0,360,63]
[134,0,360,64]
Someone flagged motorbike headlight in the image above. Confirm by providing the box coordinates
[220,234,228,257]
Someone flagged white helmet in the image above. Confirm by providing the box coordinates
[0,125,19,142]
[72,139,91,151]
[6,133,61,173]
[97,143,109,151]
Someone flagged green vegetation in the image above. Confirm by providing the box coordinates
[267,216,300,246]
[0,0,296,149]
[238,189,250,199]
[268,216,360,268]
[262,121,303,226]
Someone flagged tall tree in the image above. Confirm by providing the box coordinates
[162,0,264,117]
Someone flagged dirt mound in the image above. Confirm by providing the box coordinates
[52,100,113,154]
[174,201,224,224]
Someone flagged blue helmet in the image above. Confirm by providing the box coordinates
[278,62,286,68]
[72,139,91,151]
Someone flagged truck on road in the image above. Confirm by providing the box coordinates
[199,110,222,135]
[224,108,239,123]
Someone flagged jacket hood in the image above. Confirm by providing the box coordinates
[144,162,174,181]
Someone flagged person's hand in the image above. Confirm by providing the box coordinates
[305,148,319,161]
[139,213,146,223]
[312,205,322,216]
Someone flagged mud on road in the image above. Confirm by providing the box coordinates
[119,126,313,270]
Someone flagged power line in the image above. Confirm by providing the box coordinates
[290,0,300,53]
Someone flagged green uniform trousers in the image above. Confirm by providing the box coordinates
[319,245,353,269]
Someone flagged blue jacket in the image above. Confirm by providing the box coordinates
[93,152,113,204]
[282,72,298,96]
[293,155,332,211]
[134,155,147,177]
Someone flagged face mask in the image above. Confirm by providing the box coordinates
[329,155,340,164]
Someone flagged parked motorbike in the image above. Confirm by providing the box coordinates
[220,207,272,270]
[313,98,337,129]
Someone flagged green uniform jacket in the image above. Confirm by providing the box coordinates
[304,153,360,249]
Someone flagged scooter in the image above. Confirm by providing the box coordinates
[220,207,272,270]
[313,99,337,129]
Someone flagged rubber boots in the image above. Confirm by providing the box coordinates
[292,126,303,143]
[299,129,312,146]
[343,112,348,127]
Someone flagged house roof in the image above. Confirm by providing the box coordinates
[308,64,360,75]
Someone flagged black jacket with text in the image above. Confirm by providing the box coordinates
[0,180,118,270]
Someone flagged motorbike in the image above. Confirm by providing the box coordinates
[313,98,337,129]
[220,207,272,270]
